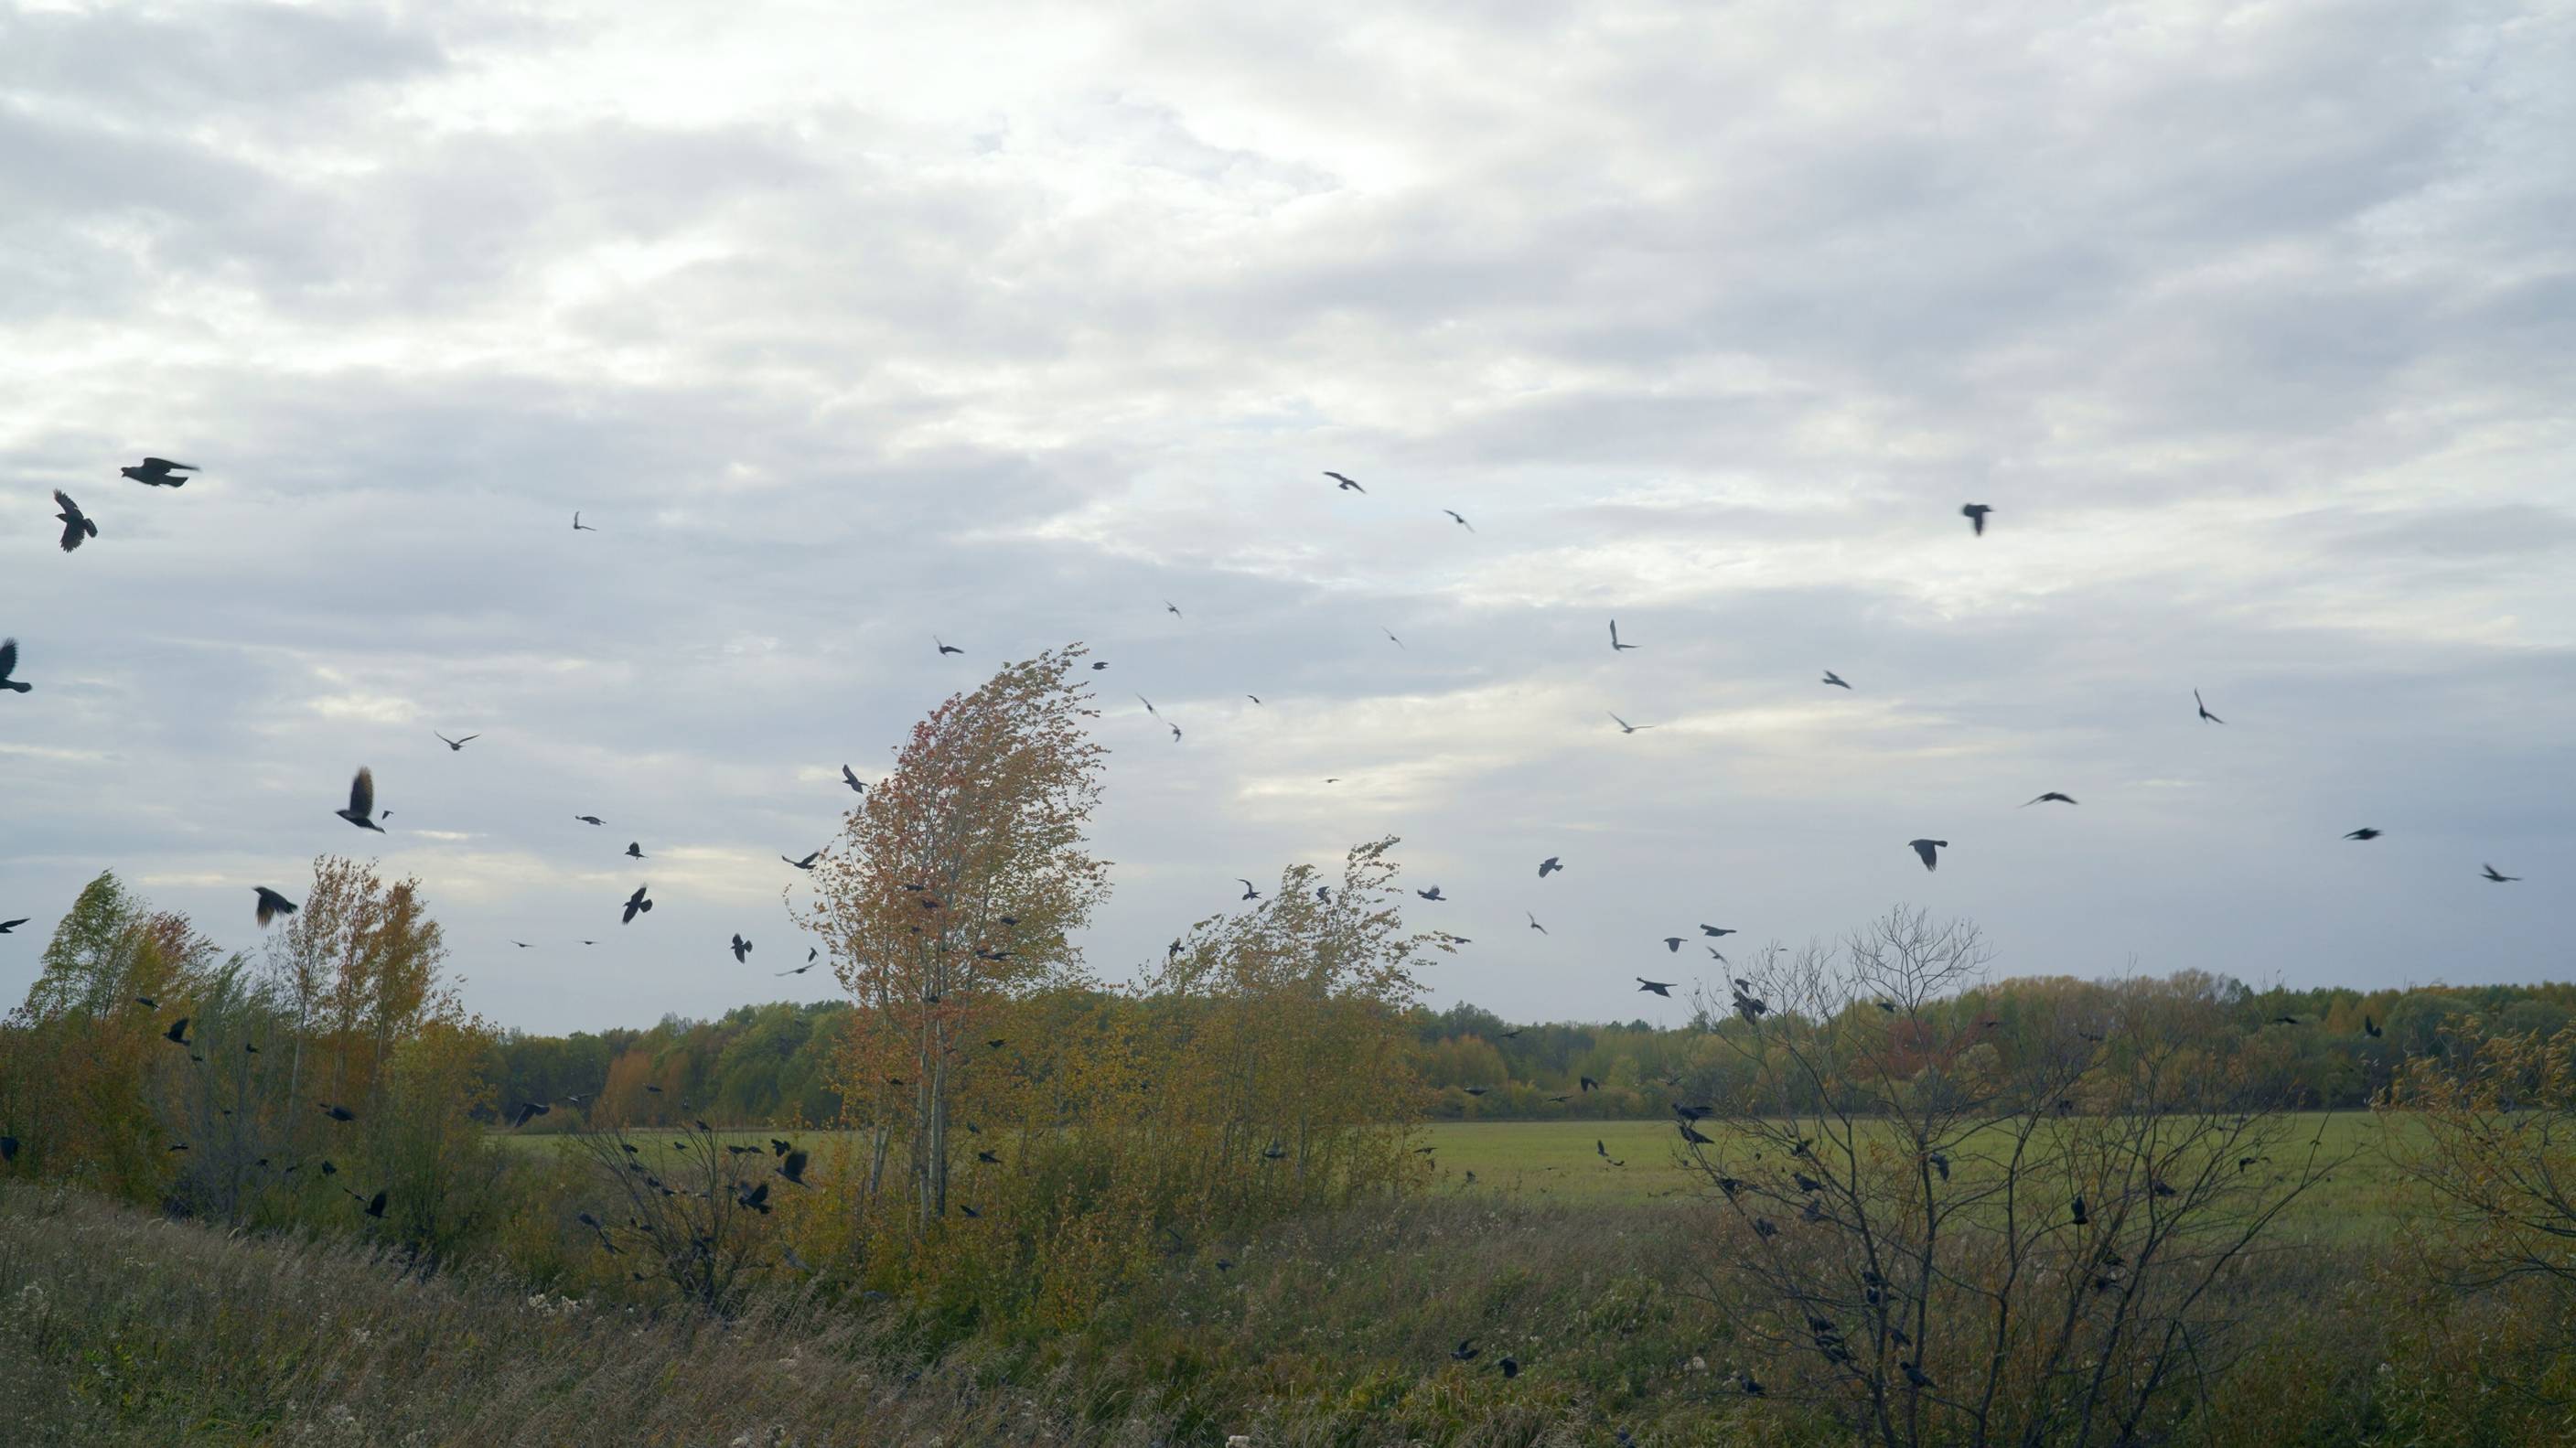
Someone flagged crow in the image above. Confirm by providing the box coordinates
[1637,978,1675,996]
[1444,509,1474,532]
[2344,828,2382,842]
[1661,937,1683,952]
[1609,619,1638,651]
[1701,925,1735,938]
[575,815,604,825]
[1538,856,1562,877]
[1526,912,1548,935]
[1580,1077,1599,1092]
[934,637,963,655]
[2195,688,2223,724]
[778,1150,810,1185]
[434,732,478,751]
[626,841,645,858]
[2481,863,2520,883]
[1451,1338,1479,1361]
[622,885,653,924]
[335,767,385,831]
[1903,1361,1936,1389]
[1416,885,1446,902]
[510,1101,551,1129]
[361,1190,387,1219]
[572,511,596,531]
[0,1136,16,1164]
[1961,502,1992,535]
[1237,878,1261,901]
[737,1182,772,1214]
[783,850,821,870]
[122,457,197,487]
[1607,712,1655,735]
[0,638,27,694]
[1908,838,1948,871]
[53,490,98,552]
[1325,471,1365,492]
[730,933,753,962]
[2364,1015,2382,1038]
[1164,599,1183,618]
[2070,1196,2088,1226]
[164,1018,190,1046]
[2023,792,2077,806]
[1821,670,1851,689]
[320,1102,356,1122]
[253,886,299,926]
[842,765,865,793]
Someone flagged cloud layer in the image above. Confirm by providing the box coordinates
[4,0,2570,1030]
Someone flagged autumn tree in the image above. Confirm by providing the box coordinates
[1680,907,2343,1448]
[800,646,1110,1228]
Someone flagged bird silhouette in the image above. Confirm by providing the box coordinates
[1450,1337,1478,1361]
[2481,863,2519,882]
[626,842,645,858]
[2364,1015,2383,1038]
[1821,670,1851,689]
[2195,688,2223,724]
[510,1101,551,1128]
[1165,600,1183,618]
[0,918,26,934]
[1607,712,1655,735]
[783,850,821,870]
[435,732,478,751]
[1381,627,1404,649]
[2070,1196,2088,1226]
[253,886,299,926]
[730,933,753,962]
[1416,885,1446,902]
[0,638,28,693]
[622,885,653,924]
[1325,471,1365,492]
[1443,509,1474,531]
[52,491,98,552]
[1903,1361,1936,1389]
[320,1102,356,1122]
[1237,879,1261,901]
[360,1189,387,1218]
[1526,912,1547,935]
[574,815,604,825]
[164,1017,190,1046]
[1961,502,1992,535]
[2023,792,2077,806]
[1246,694,1262,705]
[1701,925,1735,938]
[336,768,385,831]
[122,457,197,487]
[1637,978,1675,997]
[842,765,865,793]
[2344,828,2382,842]
[934,637,963,655]
[1538,856,1562,877]
[1609,619,1638,651]
[1661,937,1683,952]
[572,511,596,531]
[1908,839,1948,871]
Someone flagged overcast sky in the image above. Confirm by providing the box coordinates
[3,0,2569,1034]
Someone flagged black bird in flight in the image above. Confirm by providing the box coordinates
[1526,912,1547,935]
[1609,619,1638,651]
[572,511,596,531]
[1246,694,1262,705]
[2363,1014,2383,1038]
[1903,1361,1936,1390]
[1237,879,1261,901]
[2195,688,2223,724]
[164,1017,190,1046]
[510,1101,551,1129]
[622,885,652,924]
[1579,1076,1599,1091]
[934,637,963,656]
[253,886,299,926]
[2023,792,2077,806]
[1739,1372,1765,1397]
[1416,885,1446,902]
[0,1135,16,1164]
[1961,502,1992,536]
[1136,694,1159,717]
[783,850,821,870]
[625,841,645,858]
[1908,838,1948,871]
[1661,937,1683,953]
[777,960,818,976]
[320,1102,357,1122]
[2344,828,2382,842]
[122,456,197,487]
[0,917,25,934]
[1821,670,1851,689]
[1701,925,1735,938]
[435,732,478,751]
[1450,1338,1479,1362]
[1607,712,1654,735]
[1090,660,1108,670]
[1443,509,1474,531]
[575,814,604,825]
[361,1189,387,1218]
[134,995,155,1008]
[1538,856,1562,877]
[0,638,29,693]
[730,933,753,962]
[1169,723,1183,744]
[2481,863,2520,882]
[336,768,385,831]
[54,490,98,552]
[842,765,865,793]
[1637,978,1675,997]
[1325,471,1365,492]
[1164,599,1183,618]
[1381,627,1404,649]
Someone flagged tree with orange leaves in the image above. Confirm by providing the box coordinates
[799,646,1109,1228]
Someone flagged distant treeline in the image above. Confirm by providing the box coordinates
[488,970,2576,1127]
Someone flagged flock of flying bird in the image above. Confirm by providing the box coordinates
[0,461,2541,1324]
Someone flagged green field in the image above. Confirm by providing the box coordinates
[506,1111,2418,1230]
